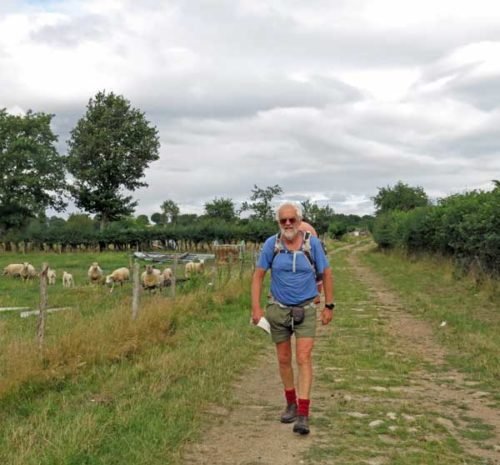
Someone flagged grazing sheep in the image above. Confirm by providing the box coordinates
[162,267,174,286]
[2,263,24,277]
[105,267,130,293]
[20,262,37,281]
[87,262,103,284]
[185,259,205,278]
[62,271,74,288]
[141,265,164,292]
[47,268,56,285]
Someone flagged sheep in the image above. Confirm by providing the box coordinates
[185,259,205,278]
[20,262,37,281]
[105,267,130,293]
[162,267,174,287]
[62,271,74,288]
[2,263,24,277]
[47,268,56,285]
[141,265,164,292]
[87,262,103,285]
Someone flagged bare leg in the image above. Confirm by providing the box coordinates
[276,340,294,389]
[296,337,314,399]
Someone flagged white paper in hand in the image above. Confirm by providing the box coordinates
[250,316,271,334]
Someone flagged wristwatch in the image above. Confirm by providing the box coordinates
[325,303,335,310]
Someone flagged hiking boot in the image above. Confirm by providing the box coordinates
[293,415,310,435]
[280,403,297,423]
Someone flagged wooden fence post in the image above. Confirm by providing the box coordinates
[131,260,140,320]
[36,263,49,350]
[171,256,178,299]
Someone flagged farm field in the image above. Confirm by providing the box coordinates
[0,242,498,465]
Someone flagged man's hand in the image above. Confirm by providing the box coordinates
[321,308,334,325]
[252,307,265,325]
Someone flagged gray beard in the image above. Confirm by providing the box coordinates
[280,228,298,240]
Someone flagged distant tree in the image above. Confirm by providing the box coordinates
[372,181,429,214]
[240,184,283,221]
[66,213,96,233]
[300,199,314,221]
[205,197,236,221]
[161,199,180,224]
[136,214,150,227]
[66,91,160,230]
[0,109,67,233]
[151,212,163,225]
[177,213,198,225]
[328,221,349,240]
[48,216,66,230]
[306,203,335,235]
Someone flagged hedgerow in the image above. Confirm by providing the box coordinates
[372,188,500,276]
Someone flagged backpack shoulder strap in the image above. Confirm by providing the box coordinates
[272,232,283,263]
[302,231,314,267]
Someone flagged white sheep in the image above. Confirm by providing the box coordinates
[2,263,24,277]
[20,262,37,281]
[105,267,130,293]
[87,262,103,285]
[62,271,74,288]
[162,267,174,286]
[185,259,205,278]
[47,268,56,285]
[141,265,164,292]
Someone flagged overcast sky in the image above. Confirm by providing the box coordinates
[1,0,499,217]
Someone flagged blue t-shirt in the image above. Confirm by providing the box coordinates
[257,233,330,306]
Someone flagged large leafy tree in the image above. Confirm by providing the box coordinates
[240,184,283,221]
[66,91,160,230]
[372,181,429,214]
[204,197,236,222]
[0,109,67,233]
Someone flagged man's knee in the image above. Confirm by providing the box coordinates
[296,351,312,366]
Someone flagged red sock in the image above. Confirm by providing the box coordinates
[297,398,310,417]
[285,388,297,405]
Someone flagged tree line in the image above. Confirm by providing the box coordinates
[1,92,372,245]
[371,180,500,277]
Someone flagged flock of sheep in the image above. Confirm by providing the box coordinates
[2,259,206,293]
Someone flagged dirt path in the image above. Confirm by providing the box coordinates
[346,247,500,464]
[181,245,499,465]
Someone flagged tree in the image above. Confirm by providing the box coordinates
[66,213,96,233]
[161,199,180,224]
[66,91,160,230]
[306,203,335,235]
[0,109,67,234]
[151,212,163,225]
[240,184,283,221]
[136,214,150,227]
[372,181,429,214]
[204,197,236,222]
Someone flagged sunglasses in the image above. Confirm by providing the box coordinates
[279,217,297,226]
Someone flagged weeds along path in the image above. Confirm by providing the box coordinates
[343,244,500,465]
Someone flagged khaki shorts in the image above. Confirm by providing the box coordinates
[266,302,317,343]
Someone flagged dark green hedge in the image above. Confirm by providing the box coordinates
[1,220,278,250]
[372,188,500,276]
